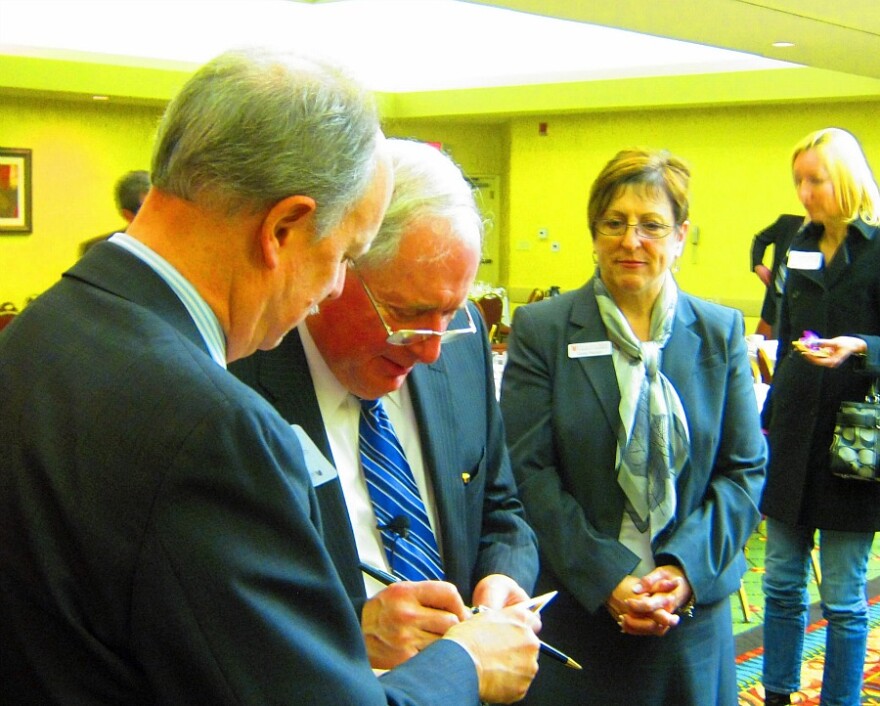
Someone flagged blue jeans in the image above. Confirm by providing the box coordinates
[762,518,874,706]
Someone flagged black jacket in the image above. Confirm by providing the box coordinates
[761,219,880,530]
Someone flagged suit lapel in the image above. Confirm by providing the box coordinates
[566,282,701,440]
[408,353,471,588]
[662,294,701,393]
[787,226,826,291]
[256,333,333,460]
[825,222,876,290]
[67,241,208,356]
[569,284,620,432]
[256,332,365,601]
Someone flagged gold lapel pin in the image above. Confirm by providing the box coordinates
[461,472,471,485]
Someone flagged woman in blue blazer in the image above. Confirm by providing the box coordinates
[500,148,766,705]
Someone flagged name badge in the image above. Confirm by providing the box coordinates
[291,424,339,487]
[786,250,823,270]
[568,341,612,358]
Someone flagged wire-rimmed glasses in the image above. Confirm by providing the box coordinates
[354,268,477,346]
[594,218,675,239]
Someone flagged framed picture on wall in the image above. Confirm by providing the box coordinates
[0,147,32,234]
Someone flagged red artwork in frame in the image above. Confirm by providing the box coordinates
[0,147,32,234]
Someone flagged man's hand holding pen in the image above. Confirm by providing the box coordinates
[443,601,541,704]
[361,572,539,670]
[359,568,544,703]
[471,573,531,610]
[359,562,581,701]
[362,580,469,669]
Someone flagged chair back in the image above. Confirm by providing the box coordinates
[756,346,774,384]
[476,293,504,330]
[527,288,545,304]
[0,302,18,332]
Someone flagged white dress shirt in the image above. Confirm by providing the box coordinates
[298,323,443,596]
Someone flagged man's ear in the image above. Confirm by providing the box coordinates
[259,195,317,269]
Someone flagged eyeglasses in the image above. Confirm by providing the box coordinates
[594,218,675,239]
[354,268,477,346]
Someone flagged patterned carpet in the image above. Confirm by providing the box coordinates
[733,526,880,705]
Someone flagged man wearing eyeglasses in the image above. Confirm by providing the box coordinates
[230,138,538,670]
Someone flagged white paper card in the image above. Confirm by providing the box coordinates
[787,250,823,270]
[292,424,339,487]
[568,341,612,358]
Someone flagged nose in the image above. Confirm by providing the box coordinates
[326,262,347,301]
[410,336,443,364]
[796,180,812,205]
[408,334,443,364]
[619,224,642,249]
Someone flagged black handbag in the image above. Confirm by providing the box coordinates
[829,380,880,482]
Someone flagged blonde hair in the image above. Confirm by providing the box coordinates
[792,128,880,226]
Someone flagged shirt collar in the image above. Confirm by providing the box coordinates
[109,233,227,368]
[298,321,405,413]
[299,321,351,414]
[803,218,877,242]
[851,218,878,241]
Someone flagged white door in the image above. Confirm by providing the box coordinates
[470,175,500,286]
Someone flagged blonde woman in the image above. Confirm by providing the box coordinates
[761,127,880,706]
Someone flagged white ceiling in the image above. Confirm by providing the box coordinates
[477,0,880,81]
[0,0,808,93]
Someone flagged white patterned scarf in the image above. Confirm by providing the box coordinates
[594,273,690,542]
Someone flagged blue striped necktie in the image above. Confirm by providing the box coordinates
[358,397,444,581]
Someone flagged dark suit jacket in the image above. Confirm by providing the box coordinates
[501,281,766,610]
[79,229,121,257]
[750,214,803,325]
[0,242,478,705]
[229,311,539,609]
[499,283,766,703]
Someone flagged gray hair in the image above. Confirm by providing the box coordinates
[357,139,483,269]
[114,170,150,213]
[151,48,380,236]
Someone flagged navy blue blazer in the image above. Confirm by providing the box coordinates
[0,242,479,705]
[230,310,539,609]
[500,281,766,613]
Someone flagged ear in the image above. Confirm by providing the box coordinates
[259,195,317,270]
[674,221,689,256]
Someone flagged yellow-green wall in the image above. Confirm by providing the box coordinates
[0,95,161,308]
[4,93,880,319]
[391,100,880,316]
[506,102,880,311]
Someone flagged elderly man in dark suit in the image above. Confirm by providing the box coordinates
[0,51,539,705]
[231,138,539,670]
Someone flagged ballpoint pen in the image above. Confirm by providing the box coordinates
[360,562,400,586]
[359,562,582,670]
